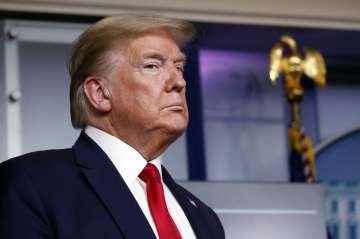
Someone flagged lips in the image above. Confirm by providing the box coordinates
[162,102,185,111]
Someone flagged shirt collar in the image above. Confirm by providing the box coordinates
[84,126,163,187]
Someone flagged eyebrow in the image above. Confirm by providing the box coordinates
[142,52,187,63]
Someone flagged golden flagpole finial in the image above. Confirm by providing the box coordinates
[269,35,326,125]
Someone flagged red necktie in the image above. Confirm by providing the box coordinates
[139,163,182,239]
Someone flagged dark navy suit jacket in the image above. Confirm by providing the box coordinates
[0,132,224,239]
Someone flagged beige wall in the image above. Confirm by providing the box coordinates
[0,0,360,29]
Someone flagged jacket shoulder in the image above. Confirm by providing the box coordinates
[1,148,74,168]
[0,148,75,182]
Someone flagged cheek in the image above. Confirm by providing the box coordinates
[133,87,163,114]
[120,72,165,114]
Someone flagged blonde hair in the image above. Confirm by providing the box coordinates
[69,14,196,129]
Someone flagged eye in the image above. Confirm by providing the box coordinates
[144,64,158,70]
[176,64,185,73]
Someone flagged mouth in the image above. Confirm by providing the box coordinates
[162,102,185,111]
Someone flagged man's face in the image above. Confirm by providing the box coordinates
[107,30,189,140]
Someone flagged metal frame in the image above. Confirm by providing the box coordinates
[1,20,87,160]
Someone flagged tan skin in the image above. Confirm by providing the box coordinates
[83,30,189,161]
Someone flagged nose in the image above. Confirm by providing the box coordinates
[165,66,186,92]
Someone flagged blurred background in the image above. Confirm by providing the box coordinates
[1,0,360,238]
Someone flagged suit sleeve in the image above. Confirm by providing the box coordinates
[0,161,54,239]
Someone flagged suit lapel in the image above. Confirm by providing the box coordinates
[162,167,208,239]
[73,132,156,239]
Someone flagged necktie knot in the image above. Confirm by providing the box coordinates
[139,163,160,183]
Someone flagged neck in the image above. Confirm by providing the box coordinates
[90,120,180,161]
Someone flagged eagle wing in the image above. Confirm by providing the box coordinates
[269,43,284,85]
[303,47,326,86]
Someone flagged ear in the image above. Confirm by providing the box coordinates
[83,76,111,113]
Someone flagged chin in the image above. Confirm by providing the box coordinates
[166,123,187,135]
[162,119,188,136]
[156,112,188,135]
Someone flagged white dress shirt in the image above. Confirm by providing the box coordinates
[85,126,196,239]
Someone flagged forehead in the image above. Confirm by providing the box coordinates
[126,30,184,59]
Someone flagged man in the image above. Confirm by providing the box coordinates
[0,15,225,239]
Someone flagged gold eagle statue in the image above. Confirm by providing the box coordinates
[269,35,326,87]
